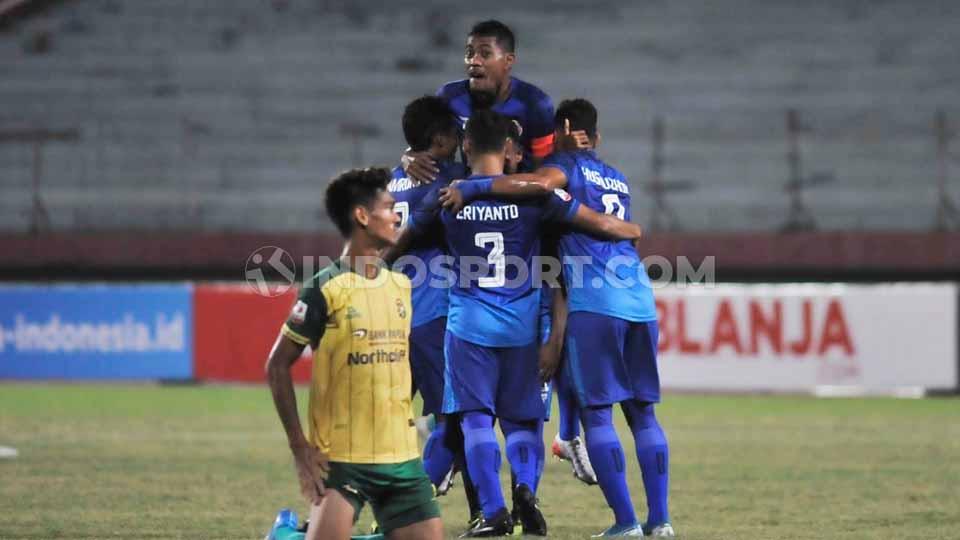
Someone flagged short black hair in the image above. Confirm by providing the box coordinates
[555,98,598,139]
[465,109,510,154]
[469,19,515,53]
[402,96,459,152]
[324,167,391,237]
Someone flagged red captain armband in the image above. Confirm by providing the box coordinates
[530,133,555,158]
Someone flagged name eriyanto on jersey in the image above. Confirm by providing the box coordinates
[455,204,521,221]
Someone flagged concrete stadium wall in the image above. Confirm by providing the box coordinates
[3,231,960,281]
[1,0,958,232]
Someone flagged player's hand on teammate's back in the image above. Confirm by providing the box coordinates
[438,180,467,213]
[292,442,330,505]
[402,150,439,184]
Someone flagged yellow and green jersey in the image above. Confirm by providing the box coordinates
[282,259,418,464]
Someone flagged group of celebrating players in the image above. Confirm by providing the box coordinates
[265,20,673,539]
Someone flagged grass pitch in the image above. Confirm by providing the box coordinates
[1,385,958,539]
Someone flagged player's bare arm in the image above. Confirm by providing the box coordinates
[539,286,568,382]
[570,203,643,241]
[266,334,329,505]
[438,166,568,213]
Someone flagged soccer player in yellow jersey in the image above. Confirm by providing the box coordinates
[265,167,443,540]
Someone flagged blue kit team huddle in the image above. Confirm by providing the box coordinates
[386,69,673,537]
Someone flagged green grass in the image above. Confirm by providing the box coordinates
[1,385,958,539]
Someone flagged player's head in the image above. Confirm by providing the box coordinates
[402,95,460,160]
[465,20,516,108]
[504,119,524,174]
[325,167,399,247]
[463,109,510,168]
[555,98,601,150]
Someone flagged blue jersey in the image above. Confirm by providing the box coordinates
[437,77,556,167]
[542,150,657,322]
[410,176,580,347]
[389,160,467,328]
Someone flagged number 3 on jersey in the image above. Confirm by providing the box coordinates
[474,232,505,288]
[601,193,625,219]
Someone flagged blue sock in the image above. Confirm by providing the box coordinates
[500,418,540,492]
[555,375,581,440]
[583,406,637,527]
[534,419,545,492]
[623,400,670,527]
[462,411,506,519]
[422,419,455,487]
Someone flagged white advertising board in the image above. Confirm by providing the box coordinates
[655,283,958,393]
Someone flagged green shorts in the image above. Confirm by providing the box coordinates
[326,458,440,534]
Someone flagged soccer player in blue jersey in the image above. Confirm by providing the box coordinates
[388,96,466,494]
[392,110,644,537]
[439,99,674,537]
[404,19,589,183]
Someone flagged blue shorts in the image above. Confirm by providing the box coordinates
[410,317,446,417]
[441,331,546,422]
[563,312,661,408]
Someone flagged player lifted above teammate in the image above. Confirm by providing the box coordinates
[265,168,442,540]
[404,19,589,183]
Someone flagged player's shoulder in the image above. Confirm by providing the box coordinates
[387,165,416,194]
[307,259,350,292]
[438,160,468,182]
[591,152,627,180]
[510,77,551,103]
[541,149,578,170]
[385,268,412,289]
[437,79,470,100]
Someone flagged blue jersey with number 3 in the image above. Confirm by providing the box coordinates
[410,176,580,347]
[541,150,657,322]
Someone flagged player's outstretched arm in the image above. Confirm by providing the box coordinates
[266,335,329,505]
[569,204,644,241]
[438,166,568,213]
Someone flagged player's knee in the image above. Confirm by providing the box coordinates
[622,400,656,430]
[581,405,614,428]
[499,417,538,436]
[462,410,495,430]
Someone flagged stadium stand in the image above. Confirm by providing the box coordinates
[1,0,958,232]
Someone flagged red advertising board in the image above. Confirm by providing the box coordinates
[193,284,312,383]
